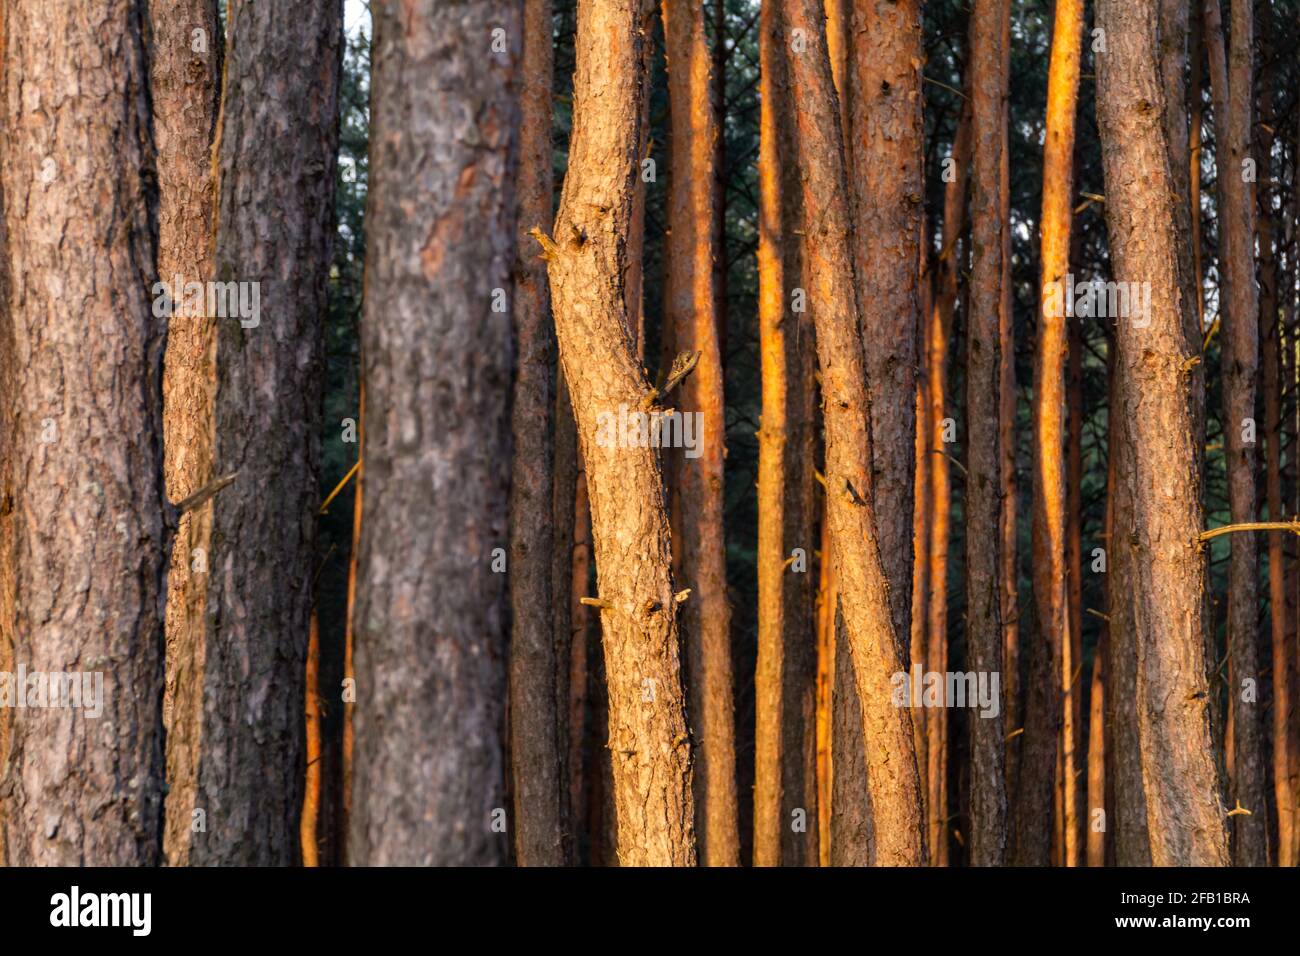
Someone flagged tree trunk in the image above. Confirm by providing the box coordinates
[1205,0,1267,867]
[662,0,739,867]
[927,100,972,867]
[0,0,166,866]
[152,0,221,744]
[1086,632,1107,866]
[783,0,926,866]
[170,0,341,867]
[1095,0,1230,866]
[965,0,1009,865]
[349,0,514,866]
[509,0,568,868]
[755,0,819,868]
[340,379,362,865]
[150,0,224,867]
[539,0,696,867]
[1032,0,1081,871]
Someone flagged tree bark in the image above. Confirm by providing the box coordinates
[783,0,926,866]
[1086,632,1107,866]
[0,0,167,866]
[509,0,568,868]
[754,0,819,868]
[1257,7,1291,867]
[149,0,224,866]
[662,0,739,867]
[152,0,221,739]
[1032,0,1081,871]
[539,0,696,867]
[349,0,514,866]
[965,0,1009,865]
[169,0,341,867]
[1205,0,1267,867]
[927,99,972,867]
[1095,0,1230,866]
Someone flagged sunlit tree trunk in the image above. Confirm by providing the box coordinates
[927,100,972,867]
[149,0,223,867]
[1031,0,1081,871]
[783,0,926,866]
[1096,0,1229,866]
[539,0,696,866]
[755,0,819,868]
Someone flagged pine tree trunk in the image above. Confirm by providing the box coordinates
[783,0,926,866]
[349,0,514,866]
[1095,0,1230,866]
[1205,0,1267,867]
[966,0,1009,865]
[755,0,819,868]
[1031,0,1081,872]
[509,0,567,868]
[150,0,223,867]
[170,0,341,867]
[540,0,696,867]
[926,100,971,867]
[0,0,167,866]
[663,0,739,867]
[153,0,220,731]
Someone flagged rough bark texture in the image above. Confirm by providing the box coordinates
[662,0,738,867]
[150,0,223,866]
[540,0,696,867]
[152,0,220,739]
[1032,0,1081,874]
[826,0,868,866]
[0,0,166,866]
[348,0,518,867]
[783,0,926,866]
[1106,339,1152,865]
[1205,0,1266,867]
[754,0,818,868]
[165,0,341,867]
[965,0,1008,866]
[1095,0,1230,866]
[831,0,926,868]
[509,0,567,868]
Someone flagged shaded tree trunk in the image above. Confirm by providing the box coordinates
[663,0,739,867]
[754,0,819,868]
[0,0,166,866]
[783,0,926,866]
[538,0,696,867]
[509,0,568,867]
[925,99,972,867]
[1095,0,1230,866]
[349,0,514,866]
[1205,0,1266,867]
[965,0,1009,865]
